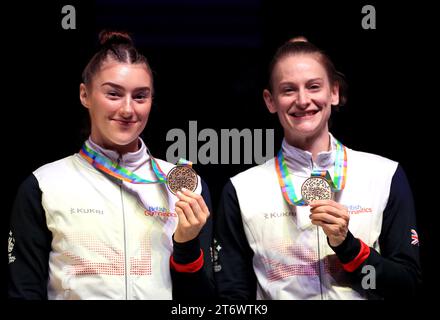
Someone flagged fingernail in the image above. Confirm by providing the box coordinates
[176,191,182,196]
[181,187,188,192]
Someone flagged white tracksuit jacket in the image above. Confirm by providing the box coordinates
[8,138,214,300]
[215,134,421,299]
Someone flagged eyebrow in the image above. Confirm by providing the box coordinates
[279,78,324,85]
[101,82,150,91]
[307,78,324,83]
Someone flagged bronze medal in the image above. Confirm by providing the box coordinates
[301,176,332,204]
[166,165,198,195]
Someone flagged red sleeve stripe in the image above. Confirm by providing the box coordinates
[170,249,204,273]
[342,239,370,272]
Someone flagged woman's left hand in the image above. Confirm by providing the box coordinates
[173,187,210,243]
[309,199,350,247]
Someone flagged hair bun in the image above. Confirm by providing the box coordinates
[288,36,308,44]
[98,30,133,47]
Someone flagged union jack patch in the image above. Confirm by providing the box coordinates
[410,229,419,246]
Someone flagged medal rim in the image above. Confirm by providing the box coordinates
[301,176,332,203]
[166,165,198,195]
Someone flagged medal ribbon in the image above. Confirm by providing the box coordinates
[79,143,167,184]
[176,158,193,167]
[310,140,347,190]
[275,138,347,206]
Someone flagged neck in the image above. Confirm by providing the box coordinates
[112,140,140,155]
[285,130,330,161]
[91,136,140,155]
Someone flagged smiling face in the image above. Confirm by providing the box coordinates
[264,54,339,147]
[80,59,153,154]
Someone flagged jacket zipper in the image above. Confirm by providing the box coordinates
[311,158,324,300]
[316,226,324,300]
[118,156,129,300]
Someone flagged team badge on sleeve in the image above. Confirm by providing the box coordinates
[212,238,222,272]
[8,230,16,264]
[410,229,419,246]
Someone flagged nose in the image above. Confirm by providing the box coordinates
[297,89,310,109]
[120,96,134,118]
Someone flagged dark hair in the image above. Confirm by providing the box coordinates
[267,37,347,106]
[82,30,153,90]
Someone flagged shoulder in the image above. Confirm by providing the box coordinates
[347,147,398,174]
[32,155,85,186]
[231,158,276,185]
[16,173,41,199]
[230,158,278,197]
[33,155,77,176]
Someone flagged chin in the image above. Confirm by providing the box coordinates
[111,135,139,147]
[287,121,319,134]
[286,125,323,140]
[297,125,321,134]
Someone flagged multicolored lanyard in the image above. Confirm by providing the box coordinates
[275,138,347,206]
[79,143,167,184]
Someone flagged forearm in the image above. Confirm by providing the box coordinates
[8,175,51,300]
[331,165,421,298]
[214,180,257,300]
[170,179,216,300]
[330,231,420,298]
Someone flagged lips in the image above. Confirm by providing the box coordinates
[112,119,137,124]
[113,119,136,127]
[290,110,319,118]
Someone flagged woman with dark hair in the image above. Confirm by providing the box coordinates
[214,37,421,299]
[8,31,215,300]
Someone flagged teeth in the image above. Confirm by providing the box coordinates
[293,111,317,117]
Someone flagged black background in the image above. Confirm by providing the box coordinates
[3,0,436,307]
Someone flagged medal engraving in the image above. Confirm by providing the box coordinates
[166,166,198,195]
[301,177,332,204]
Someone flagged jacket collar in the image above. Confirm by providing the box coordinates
[85,137,151,172]
[281,133,337,176]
